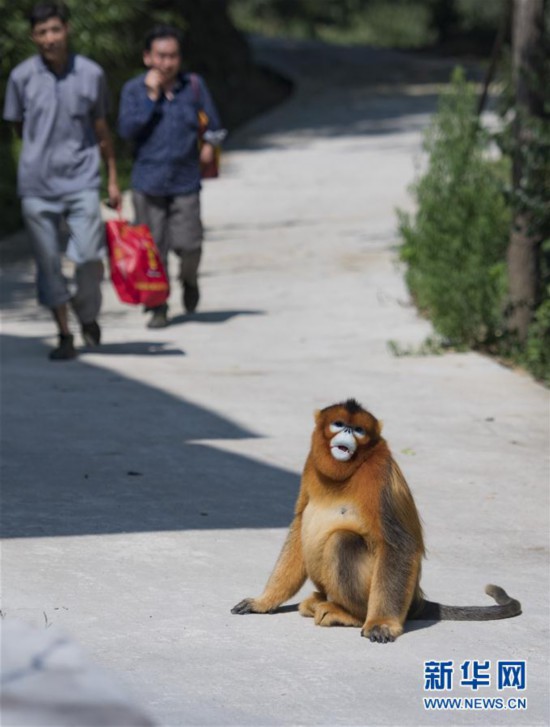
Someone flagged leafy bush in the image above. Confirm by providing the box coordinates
[501,113,550,383]
[352,1,436,48]
[493,11,550,383]
[230,0,437,47]
[524,285,550,385]
[455,0,505,34]
[398,67,510,348]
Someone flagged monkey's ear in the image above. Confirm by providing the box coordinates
[314,409,322,424]
[376,420,383,438]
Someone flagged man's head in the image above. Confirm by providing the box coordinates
[30,2,70,68]
[143,25,184,85]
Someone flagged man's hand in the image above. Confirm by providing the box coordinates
[199,142,215,166]
[144,69,163,101]
[107,182,122,210]
[94,117,120,209]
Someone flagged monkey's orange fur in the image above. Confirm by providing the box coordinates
[232,400,521,642]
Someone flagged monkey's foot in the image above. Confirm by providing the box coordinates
[361,619,403,643]
[298,592,325,618]
[314,601,362,627]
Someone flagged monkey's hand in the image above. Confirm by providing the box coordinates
[231,598,275,615]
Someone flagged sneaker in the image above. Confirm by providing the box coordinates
[183,283,200,314]
[49,333,77,361]
[81,321,101,347]
[147,306,169,329]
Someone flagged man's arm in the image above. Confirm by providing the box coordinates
[118,81,161,141]
[3,72,24,137]
[94,117,121,209]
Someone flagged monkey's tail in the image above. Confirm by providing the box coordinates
[410,584,521,621]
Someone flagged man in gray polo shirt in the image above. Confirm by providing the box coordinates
[3,1,120,360]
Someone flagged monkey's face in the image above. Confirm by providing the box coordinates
[328,420,367,461]
[311,401,382,480]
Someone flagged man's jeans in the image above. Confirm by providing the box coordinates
[21,190,104,324]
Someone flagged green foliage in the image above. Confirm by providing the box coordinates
[229,0,503,48]
[0,0,149,76]
[398,53,550,383]
[524,284,550,385]
[0,3,33,80]
[455,0,504,34]
[230,0,437,47]
[0,135,22,235]
[322,2,436,48]
[520,112,550,383]
[387,336,447,357]
[494,9,550,383]
[0,1,32,234]
[495,37,550,239]
[398,67,510,347]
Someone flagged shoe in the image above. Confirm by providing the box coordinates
[147,306,169,329]
[183,283,199,314]
[81,321,101,347]
[49,333,77,361]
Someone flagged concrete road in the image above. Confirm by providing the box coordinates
[1,40,549,726]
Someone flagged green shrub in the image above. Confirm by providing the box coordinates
[398,67,510,347]
[524,289,550,385]
[455,0,506,34]
[350,1,436,48]
[230,0,436,47]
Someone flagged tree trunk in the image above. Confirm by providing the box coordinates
[506,0,545,340]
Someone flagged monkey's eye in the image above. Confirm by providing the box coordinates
[353,427,366,437]
[329,421,346,433]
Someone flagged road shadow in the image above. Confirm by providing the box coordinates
[227,90,443,151]
[0,263,37,310]
[226,37,484,151]
[81,341,186,356]
[242,603,437,633]
[0,332,299,538]
[169,309,265,326]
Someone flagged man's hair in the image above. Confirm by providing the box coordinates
[30,2,70,28]
[144,25,184,53]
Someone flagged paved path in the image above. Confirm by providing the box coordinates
[1,40,549,726]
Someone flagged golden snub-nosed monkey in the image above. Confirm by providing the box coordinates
[232,399,521,642]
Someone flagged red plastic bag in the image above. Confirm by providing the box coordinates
[105,219,169,308]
